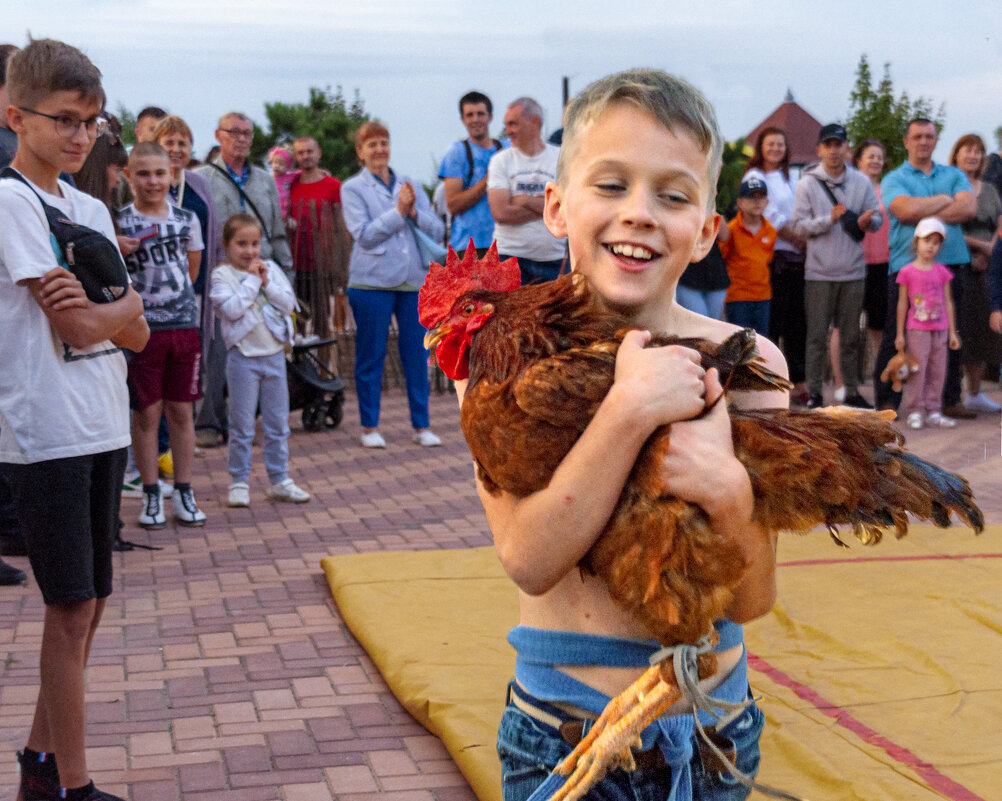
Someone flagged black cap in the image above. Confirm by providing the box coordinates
[818,123,848,144]
[739,175,768,197]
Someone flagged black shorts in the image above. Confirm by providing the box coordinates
[0,448,126,605]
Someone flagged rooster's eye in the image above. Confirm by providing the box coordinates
[463,304,475,316]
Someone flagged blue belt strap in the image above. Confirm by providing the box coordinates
[510,623,749,801]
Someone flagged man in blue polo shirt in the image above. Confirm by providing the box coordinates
[873,118,976,415]
[439,91,503,256]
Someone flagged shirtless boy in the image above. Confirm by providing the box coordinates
[456,69,787,800]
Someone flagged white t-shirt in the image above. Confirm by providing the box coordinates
[0,173,130,464]
[487,143,566,261]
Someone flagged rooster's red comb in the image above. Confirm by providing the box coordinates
[418,240,521,328]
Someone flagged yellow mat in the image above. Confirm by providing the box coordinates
[323,523,1002,801]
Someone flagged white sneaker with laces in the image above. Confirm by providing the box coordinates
[228,482,250,507]
[964,392,1002,413]
[173,487,207,526]
[926,412,957,428]
[360,431,386,448]
[412,429,442,447]
[906,412,924,429]
[138,487,166,529]
[267,478,310,503]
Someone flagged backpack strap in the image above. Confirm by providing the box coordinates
[1,166,65,230]
[207,162,273,243]
[462,139,503,188]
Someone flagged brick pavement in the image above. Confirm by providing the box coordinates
[1,381,999,801]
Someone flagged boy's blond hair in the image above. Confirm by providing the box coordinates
[5,37,104,109]
[556,68,723,207]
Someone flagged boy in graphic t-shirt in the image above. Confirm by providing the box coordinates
[117,141,206,529]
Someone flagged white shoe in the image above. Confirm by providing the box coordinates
[360,431,386,448]
[906,412,924,429]
[964,392,1002,413]
[926,412,957,428]
[227,482,250,508]
[412,429,442,447]
[172,487,207,526]
[138,486,166,529]
[267,478,310,503]
[833,385,846,403]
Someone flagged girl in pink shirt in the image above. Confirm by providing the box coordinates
[894,217,961,429]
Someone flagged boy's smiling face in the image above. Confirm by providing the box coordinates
[127,153,171,209]
[544,103,718,324]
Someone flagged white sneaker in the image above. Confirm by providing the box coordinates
[833,386,846,404]
[267,478,310,503]
[926,412,958,428]
[906,412,923,429]
[360,431,386,448]
[964,392,1002,413]
[412,429,442,447]
[172,487,207,526]
[138,487,166,529]
[228,482,250,508]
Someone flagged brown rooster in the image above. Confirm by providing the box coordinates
[418,245,984,801]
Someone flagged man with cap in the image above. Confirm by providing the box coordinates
[873,118,976,416]
[792,122,882,409]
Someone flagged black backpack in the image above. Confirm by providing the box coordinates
[1,167,129,303]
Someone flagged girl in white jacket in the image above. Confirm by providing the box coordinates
[210,213,309,507]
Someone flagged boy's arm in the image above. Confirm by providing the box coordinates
[27,270,146,350]
[111,308,151,351]
[187,250,202,283]
[462,331,710,595]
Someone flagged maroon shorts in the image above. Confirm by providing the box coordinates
[128,328,202,410]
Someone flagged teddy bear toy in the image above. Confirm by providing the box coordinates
[880,349,920,392]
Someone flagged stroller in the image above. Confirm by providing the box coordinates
[287,336,346,432]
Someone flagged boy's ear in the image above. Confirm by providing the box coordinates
[689,211,720,263]
[543,182,567,239]
[6,105,25,133]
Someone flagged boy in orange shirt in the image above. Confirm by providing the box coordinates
[718,175,777,335]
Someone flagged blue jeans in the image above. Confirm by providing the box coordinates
[500,254,565,286]
[675,286,727,321]
[725,300,770,338]
[226,348,290,485]
[497,689,764,801]
[347,288,430,429]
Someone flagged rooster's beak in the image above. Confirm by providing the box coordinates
[424,324,448,351]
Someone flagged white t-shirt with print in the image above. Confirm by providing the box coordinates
[487,143,566,261]
[0,173,130,464]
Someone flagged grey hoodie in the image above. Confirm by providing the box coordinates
[791,163,881,281]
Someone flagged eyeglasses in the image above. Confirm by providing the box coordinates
[219,128,254,140]
[17,108,108,139]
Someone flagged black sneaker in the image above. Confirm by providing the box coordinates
[805,394,824,409]
[842,393,874,409]
[0,557,26,586]
[61,781,126,801]
[17,749,59,801]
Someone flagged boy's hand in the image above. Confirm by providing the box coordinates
[117,235,140,256]
[990,310,1002,334]
[613,330,707,430]
[660,369,749,517]
[38,267,88,310]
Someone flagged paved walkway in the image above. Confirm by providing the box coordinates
[1,382,999,801]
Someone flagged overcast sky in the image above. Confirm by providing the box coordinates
[6,0,1002,183]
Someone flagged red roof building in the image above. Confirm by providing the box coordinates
[744,90,823,168]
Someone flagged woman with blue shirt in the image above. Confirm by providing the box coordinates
[342,120,445,449]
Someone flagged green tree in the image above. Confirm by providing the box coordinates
[117,103,137,146]
[250,86,368,180]
[716,138,750,218]
[845,55,945,171]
